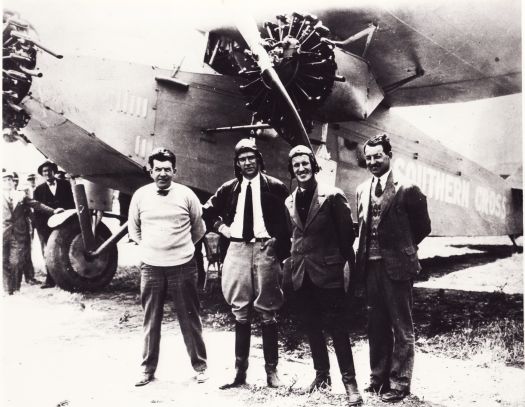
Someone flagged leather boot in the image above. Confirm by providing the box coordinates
[306,325,331,393]
[332,329,362,405]
[220,322,251,389]
[309,370,332,393]
[343,379,363,406]
[262,323,282,387]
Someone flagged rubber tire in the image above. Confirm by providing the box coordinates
[46,219,118,292]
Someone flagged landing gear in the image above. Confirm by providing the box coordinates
[46,219,118,292]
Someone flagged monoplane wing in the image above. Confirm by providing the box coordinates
[201,0,521,107]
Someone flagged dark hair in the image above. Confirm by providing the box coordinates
[148,147,176,168]
[364,134,392,157]
[37,160,58,176]
[287,145,320,178]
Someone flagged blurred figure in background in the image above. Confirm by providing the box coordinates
[3,171,63,295]
[26,173,37,198]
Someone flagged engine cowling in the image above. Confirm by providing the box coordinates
[3,11,36,129]
[204,13,343,143]
[239,13,340,140]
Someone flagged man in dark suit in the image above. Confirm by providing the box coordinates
[284,145,362,406]
[202,138,290,389]
[33,161,75,288]
[355,134,431,403]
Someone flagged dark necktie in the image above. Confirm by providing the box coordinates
[242,182,254,242]
[375,179,383,197]
[157,189,169,196]
[6,194,13,210]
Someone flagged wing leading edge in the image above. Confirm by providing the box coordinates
[201,0,521,107]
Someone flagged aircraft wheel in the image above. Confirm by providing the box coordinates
[46,220,118,292]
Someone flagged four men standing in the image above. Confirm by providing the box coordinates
[18,135,430,402]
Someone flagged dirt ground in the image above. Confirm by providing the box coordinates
[0,236,523,407]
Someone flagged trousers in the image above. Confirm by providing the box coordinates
[36,228,54,285]
[140,258,207,375]
[366,260,414,391]
[297,274,357,381]
[3,236,22,294]
[222,241,283,324]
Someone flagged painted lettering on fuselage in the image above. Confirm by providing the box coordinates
[393,158,506,220]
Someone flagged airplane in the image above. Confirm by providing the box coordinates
[2,0,522,292]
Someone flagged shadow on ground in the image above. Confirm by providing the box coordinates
[418,243,520,281]
[82,242,523,368]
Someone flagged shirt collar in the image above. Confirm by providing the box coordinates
[373,169,391,187]
[242,173,260,188]
[298,180,317,194]
[46,179,56,186]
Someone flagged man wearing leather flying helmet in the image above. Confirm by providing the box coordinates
[202,138,290,389]
[284,145,362,406]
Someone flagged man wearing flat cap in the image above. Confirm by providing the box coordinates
[203,138,290,389]
[284,145,362,406]
[33,161,75,288]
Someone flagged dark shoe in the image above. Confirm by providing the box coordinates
[26,278,41,285]
[309,371,332,393]
[40,283,55,289]
[135,373,154,387]
[344,380,363,406]
[364,382,389,394]
[265,364,282,388]
[381,389,409,403]
[219,375,246,389]
[262,324,281,388]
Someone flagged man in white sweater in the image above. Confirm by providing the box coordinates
[128,147,208,387]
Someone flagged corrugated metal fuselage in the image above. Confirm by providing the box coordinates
[22,55,521,236]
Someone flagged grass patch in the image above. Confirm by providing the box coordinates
[417,318,524,368]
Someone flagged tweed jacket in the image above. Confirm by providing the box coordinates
[202,173,290,261]
[355,171,431,282]
[33,179,75,232]
[3,190,54,241]
[285,183,356,291]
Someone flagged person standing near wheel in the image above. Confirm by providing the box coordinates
[33,161,75,289]
[2,170,63,295]
[128,147,208,387]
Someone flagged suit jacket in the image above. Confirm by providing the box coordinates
[33,179,75,232]
[3,190,54,241]
[202,173,290,261]
[285,183,356,290]
[356,171,431,282]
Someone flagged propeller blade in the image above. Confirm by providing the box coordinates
[227,2,316,154]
